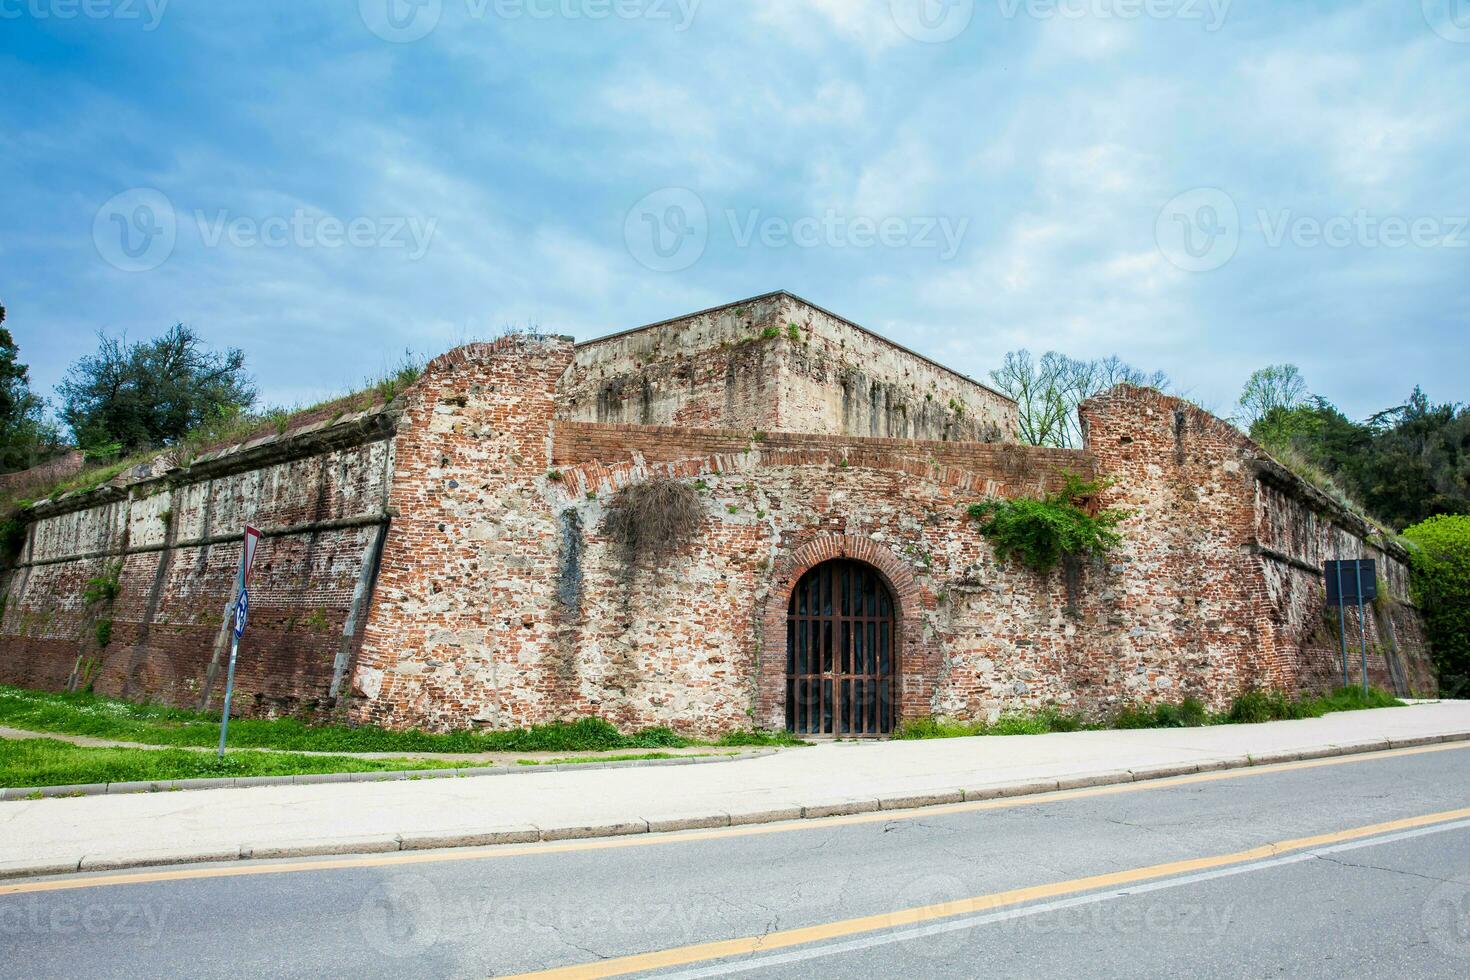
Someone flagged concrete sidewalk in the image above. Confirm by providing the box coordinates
[4,701,1469,881]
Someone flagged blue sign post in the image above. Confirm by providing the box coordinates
[218,525,262,759]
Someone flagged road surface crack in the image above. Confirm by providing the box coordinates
[1312,854,1459,885]
[544,922,609,962]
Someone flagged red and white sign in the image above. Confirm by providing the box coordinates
[241,525,263,587]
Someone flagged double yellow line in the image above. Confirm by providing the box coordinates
[502,803,1470,979]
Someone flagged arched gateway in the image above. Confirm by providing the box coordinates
[785,559,897,736]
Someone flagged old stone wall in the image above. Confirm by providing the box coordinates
[558,292,1017,442]
[780,295,1015,441]
[360,342,1434,737]
[347,335,578,731]
[0,329,1435,735]
[1080,385,1434,704]
[549,423,1091,733]
[1253,467,1434,696]
[354,349,1097,733]
[0,409,396,716]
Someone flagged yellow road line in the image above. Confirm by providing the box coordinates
[2,739,1466,897]
[498,804,1470,980]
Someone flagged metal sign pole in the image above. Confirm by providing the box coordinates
[1354,558,1369,696]
[217,525,260,759]
[216,544,247,759]
[1334,553,1349,689]
[217,633,240,759]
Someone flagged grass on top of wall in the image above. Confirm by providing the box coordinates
[0,685,804,754]
[895,686,1405,740]
[0,738,476,790]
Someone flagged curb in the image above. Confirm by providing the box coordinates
[0,749,778,802]
[3,732,1468,883]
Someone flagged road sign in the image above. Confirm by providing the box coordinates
[234,588,249,639]
[1325,559,1377,606]
[241,524,262,587]
[218,525,263,757]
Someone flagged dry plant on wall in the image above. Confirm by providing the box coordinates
[996,443,1036,483]
[600,477,703,580]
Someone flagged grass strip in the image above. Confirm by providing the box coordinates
[0,737,478,790]
[896,686,1405,740]
[513,752,736,767]
[0,685,803,754]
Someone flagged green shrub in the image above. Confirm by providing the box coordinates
[967,473,1128,573]
[1226,686,1401,724]
[82,563,122,606]
[94,618,113,649]
[1113,697,1208,730]
[1402,514,1470,697]
[1310,685,1402,713]
[896,716,985,739]
[1226,689,1300,723]
[0,517,25,561]
[896,707,1088,739]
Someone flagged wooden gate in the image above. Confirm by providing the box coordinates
[785,559,896,736]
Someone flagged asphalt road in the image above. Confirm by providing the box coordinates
[4,745,1470,978]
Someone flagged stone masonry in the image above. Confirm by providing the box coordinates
[0,293,1435,733]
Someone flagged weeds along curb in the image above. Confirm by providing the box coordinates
[0,749,778,801]
[3,733,1469,883]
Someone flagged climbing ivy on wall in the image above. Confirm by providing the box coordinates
[967,474,1128,573]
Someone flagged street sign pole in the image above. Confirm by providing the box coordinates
[1334,549,1346,687]
[217,525,261,759]
[1354,559,1369,696]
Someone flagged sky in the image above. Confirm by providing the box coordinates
[2,0,1468,427]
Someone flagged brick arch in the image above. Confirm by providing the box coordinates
[755,534,934,732]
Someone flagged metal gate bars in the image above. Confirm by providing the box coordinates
[785,558,896,736]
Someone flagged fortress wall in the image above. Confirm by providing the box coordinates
[1079,385,1434,706]
[0,409,397,715]
[0,331,1434,736]
[558,292,1018,442]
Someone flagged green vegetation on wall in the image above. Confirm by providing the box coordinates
[967,474,1127,573]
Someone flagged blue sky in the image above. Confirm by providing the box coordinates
[3,0,1467,425]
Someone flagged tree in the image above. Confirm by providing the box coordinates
[990,350,1169,448]
[1403,515,1470,697]
[1355,390,1470,527]
[1237,364,1308,435]
[57,324,255,455]
[1242,370,1470,529]
[0,304,60,473]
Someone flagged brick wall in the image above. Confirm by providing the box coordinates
[1080,385,1434,702]
[0,338,1435,735]
[346,335,578,730]
[0,408,396,716]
